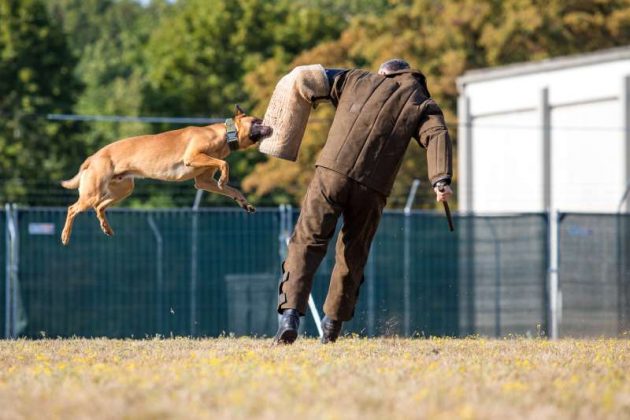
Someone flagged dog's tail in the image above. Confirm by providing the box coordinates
[61,158,91,189]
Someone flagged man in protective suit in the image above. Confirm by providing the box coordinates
[274,59,453,344]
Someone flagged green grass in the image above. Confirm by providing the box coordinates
[0,337,629,419]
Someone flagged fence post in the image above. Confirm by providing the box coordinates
[540,86,559,339]
[190,190,203,336]
[403,179,420,336]
[548,210,560,339]
[147,215,164,335]
[5,204,19,339]
[4,204,10,339]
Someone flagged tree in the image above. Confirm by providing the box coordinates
[143,0,345,117]
[48,0,171,150]
[242,0,630,209]
[0,0,82,202]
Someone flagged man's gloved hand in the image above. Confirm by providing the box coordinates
[433,184,453,202]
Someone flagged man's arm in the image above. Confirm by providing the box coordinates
[306,68,348,107]
[416,99,453,202]
[326,68,350,106]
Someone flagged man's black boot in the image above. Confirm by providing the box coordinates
[274,309,300,344]
[321,316,343,344]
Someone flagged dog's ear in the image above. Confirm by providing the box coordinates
[234,104,245,117]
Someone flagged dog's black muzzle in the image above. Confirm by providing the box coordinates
[250,124,273,143]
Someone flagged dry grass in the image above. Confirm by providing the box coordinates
[0,337,628,419]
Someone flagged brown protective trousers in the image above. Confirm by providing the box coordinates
[278,166,386,321]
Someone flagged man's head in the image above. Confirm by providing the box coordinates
[233,104,273,149]
[378,59,410,76]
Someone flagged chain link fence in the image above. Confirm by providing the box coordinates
[457,214,549,338]
[558,213,630,337]
[1,206,628,338]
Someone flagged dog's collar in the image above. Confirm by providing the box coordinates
[225,118,239,151]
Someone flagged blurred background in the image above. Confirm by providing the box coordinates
[1,0,630,339]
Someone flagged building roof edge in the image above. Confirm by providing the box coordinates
[457,46,630,89]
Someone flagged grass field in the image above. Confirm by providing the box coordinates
[0,337,628,419]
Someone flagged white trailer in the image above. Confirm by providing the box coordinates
[456,47,630,338]
[457,46,630,214]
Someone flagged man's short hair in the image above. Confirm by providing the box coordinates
[378,59,410,75]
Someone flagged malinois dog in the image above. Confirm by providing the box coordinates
[60,105,272,245]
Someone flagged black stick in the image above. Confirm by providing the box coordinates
[437,182,455,232]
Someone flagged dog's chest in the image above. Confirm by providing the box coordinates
[159,162,196,180]
[127,161,195,181]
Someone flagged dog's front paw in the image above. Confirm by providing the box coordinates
[101,223,114,237]
[243,203,256,213]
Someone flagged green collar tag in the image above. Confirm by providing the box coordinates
[225,118,239,151]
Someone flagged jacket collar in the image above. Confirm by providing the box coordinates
[383,69,430,95]
[383,68,424,77]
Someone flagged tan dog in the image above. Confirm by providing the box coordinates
[60,105,272,245]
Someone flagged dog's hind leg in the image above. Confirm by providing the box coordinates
[61,199,92,245]
[61,178,99,246]
[94,178,135,237]
[61,159,112,245]
[194,172,255,213]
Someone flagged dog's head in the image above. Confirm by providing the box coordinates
[233,105,273,149]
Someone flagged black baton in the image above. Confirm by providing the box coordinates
[436,181,454,232]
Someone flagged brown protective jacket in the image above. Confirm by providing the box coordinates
[315,68,452,196]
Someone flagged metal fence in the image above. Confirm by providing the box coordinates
[458,214,549,338]
[558,213,630,337]
[1,206,628,338]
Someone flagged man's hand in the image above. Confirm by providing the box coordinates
[433,184,453,202]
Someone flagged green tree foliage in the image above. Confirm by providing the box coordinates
[0,0,82,201]
[243,0,630,208]
[143,0,346,117]
[49,0,171,149]
[3,0,629,207]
